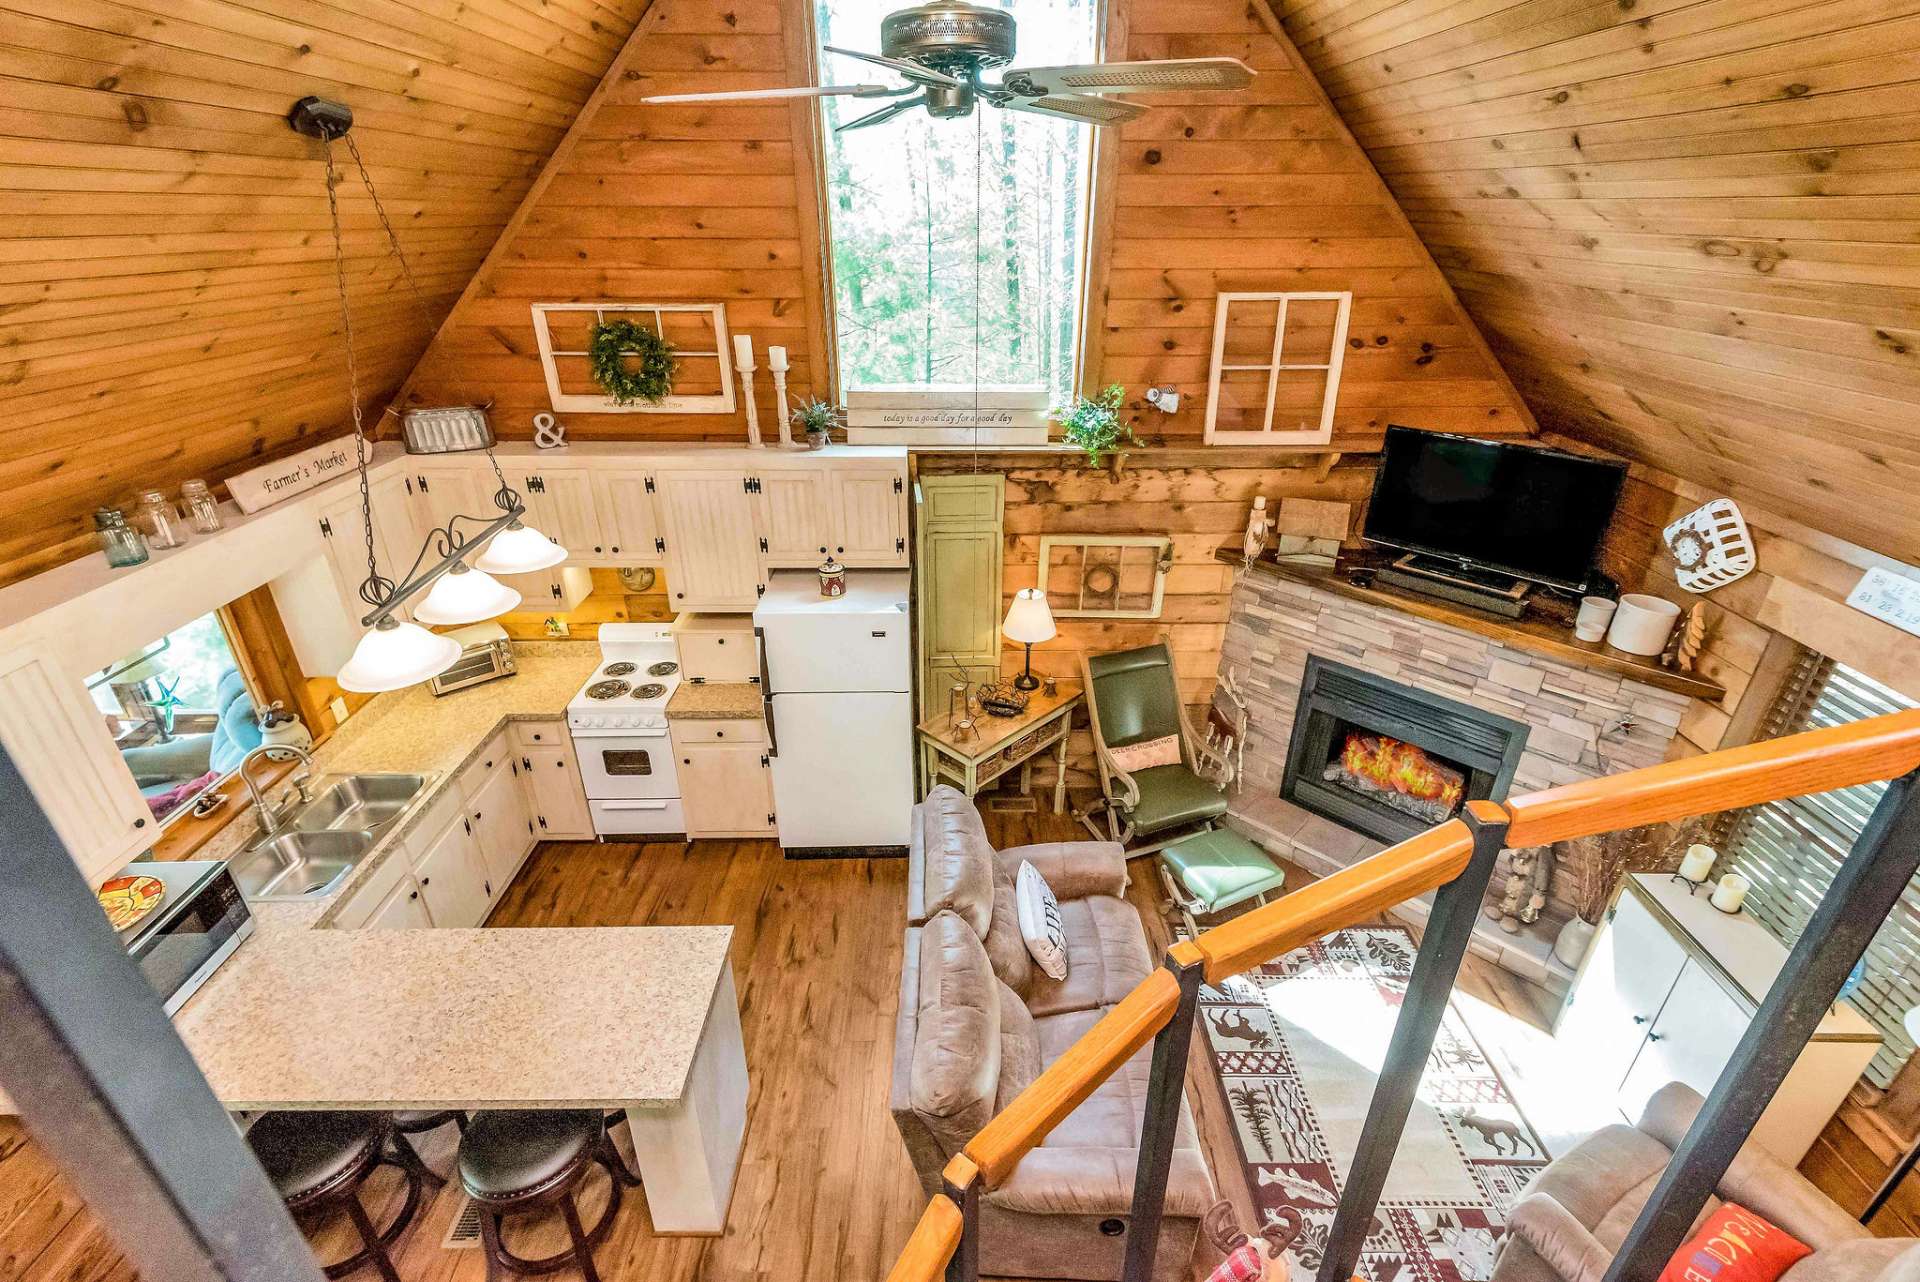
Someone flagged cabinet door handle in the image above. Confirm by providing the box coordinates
[409,890,419,901]
[715,729,725,738]
[421,876,431,886]
[1647,1032,1664,1042]
[1631,1015,1647,1025]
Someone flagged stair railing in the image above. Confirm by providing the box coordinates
[884,708,1920,1282]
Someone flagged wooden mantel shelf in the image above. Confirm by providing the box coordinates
[1219,549,1725,702]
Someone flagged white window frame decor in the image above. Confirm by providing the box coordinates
[1037,534,1173,619]
[530,302,736,414]
[1202,291,1352,446]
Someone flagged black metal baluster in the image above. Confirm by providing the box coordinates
[1605,770,1920,1282]
[945,1168,980,1282]
[1318,806,1511,1282]
[1122,951,1208,1282]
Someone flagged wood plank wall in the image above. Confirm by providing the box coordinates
[1267,0,1920,561]
[0,0,655,589]
[394,0,834,444]
[1079,0,1536,448]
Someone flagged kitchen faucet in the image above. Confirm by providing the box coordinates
[240,744,315,839]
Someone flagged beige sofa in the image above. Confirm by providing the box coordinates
[1495,1084,1914,1282]
[892,786,1215,1282]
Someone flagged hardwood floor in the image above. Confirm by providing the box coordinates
[0,805,1566,1282]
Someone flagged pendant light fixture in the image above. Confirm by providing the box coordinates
[298,95,561,690]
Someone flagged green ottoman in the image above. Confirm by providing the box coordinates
[1159,827,1289,931]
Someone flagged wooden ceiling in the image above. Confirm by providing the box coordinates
[0,0,652,585]
[1267,0,1920,562]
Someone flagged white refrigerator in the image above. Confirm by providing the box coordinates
[753,569,913,852]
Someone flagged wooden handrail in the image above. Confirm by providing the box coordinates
[885,1194,964,1282]
[1505,708,1920,846]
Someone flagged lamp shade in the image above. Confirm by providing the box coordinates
[472,521,566,575]
[337,618,462,693]
[411,562,521,626]
[1003,588,1057,644]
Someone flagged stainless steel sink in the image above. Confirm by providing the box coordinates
[287,773,428,838]
[231,829,372,901]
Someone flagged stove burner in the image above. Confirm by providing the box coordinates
[633,683,668,701]
[585,679,632,700]
[647,661,678,677]
[602,662,637,677]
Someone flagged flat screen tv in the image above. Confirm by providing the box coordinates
[1362,426,1626,592]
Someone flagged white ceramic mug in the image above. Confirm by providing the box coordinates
[1574,595,1618,642]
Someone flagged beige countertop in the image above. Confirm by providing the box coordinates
[667,682,764,721]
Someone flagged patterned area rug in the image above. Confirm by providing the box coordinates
[1195,925,1549,1282]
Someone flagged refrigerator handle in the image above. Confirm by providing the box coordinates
[755,625,778,757]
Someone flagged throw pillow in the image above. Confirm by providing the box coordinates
[1014,860,1068,981]
[1109,733,1181,773]
[1657,1203,1812,1282]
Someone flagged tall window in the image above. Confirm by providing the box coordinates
[1716,653,1919,1084]
[816,0,1095,400]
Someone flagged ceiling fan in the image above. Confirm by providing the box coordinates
[640,1,1256,130]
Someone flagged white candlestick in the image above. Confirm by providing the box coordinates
[732,333,763,448]
[1710,872,1750,914]
[770,365,796,449]
[732,333,756,373]
[1678,843,1716,884]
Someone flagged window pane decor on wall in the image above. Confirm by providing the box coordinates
[816,0,1095,402]
[1716,654,1920,1085]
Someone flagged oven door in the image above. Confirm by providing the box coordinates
[571,730,680,799]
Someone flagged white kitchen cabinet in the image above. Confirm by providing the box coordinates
[367,874,432,930]
[522,745,595,840]
[673,613,760,684]
[656,470,763,611]
[596,470,662,565]
[413,809,495,928]
[673,719,775,838]
[466,753,536,892]
[410,460,494,537]
[1558,875,1881,1163]
[0,643,156,882]
[829,467,907,565]
[317,471,419,622]
[501,463,606,559]
[756,469,833,566]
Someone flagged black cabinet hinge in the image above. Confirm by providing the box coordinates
[644,476,656,493]
[760,754,769,768]
[527,475,547,494]
[758,537,769,553]
[464,818,471,835]
[894,476,904,493]
[538,815,548,830]
[405,476,414,495]
[522,756,531,770]
[654,536,666,554]
[550,583,562,600]
[417,475,430,492]
[318,517,333,537]
[896,537,905,553]
[527,819,534,834]
[756,583,766,597]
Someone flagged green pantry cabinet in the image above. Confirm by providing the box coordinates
[914,474,1005,702]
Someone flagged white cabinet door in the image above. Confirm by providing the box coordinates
[755,469,832,566]
[1557,890,1690,1098]
[467,756,535,891]
[317,471,419,622]
[504,464,606,559]
[522,745,595,840]
[367,874,432,929]
[411,461,493,538]
[656,471,763,611]
[0,644,155,882]
[1619,957,1748,1122]
[413,812,494,927]
[596,470,662,565]
[830,467,907,565]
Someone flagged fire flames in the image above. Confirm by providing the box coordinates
[1340,733,1464,810]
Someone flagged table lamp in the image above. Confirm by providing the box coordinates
[1003,588,1056,692]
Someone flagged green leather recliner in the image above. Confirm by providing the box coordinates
[1079,642,1230,851]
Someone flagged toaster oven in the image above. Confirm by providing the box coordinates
[428,622,517,696]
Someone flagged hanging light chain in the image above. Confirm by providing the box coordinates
[343,131,437,339]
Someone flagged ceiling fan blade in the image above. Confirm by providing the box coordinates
[822,45,966,90]
[641,83,895,104]
[836,95,928,132]
[1000,56,1255,96]
[1000,94,1146,127]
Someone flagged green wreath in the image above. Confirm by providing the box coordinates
[587,319,676,406]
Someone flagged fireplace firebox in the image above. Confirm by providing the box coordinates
[1281,656,1529,844]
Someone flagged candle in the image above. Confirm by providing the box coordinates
[1678,843,1716,884]
[1710,872,1750,914]
[767,345,789,373]
[732,333,756,371]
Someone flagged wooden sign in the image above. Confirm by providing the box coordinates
[843,384,1050,444]
[222,436,358,514]
[1846,566,1920,639]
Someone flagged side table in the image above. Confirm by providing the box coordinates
[918,685,1082,814]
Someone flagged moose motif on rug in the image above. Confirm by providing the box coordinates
[1450,1109,1538,1158]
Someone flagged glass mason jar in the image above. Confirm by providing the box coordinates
[132,489,187,548]
[94,507,149,568]
[179,479,224,533]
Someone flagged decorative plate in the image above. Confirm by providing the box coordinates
[98,874,165,933]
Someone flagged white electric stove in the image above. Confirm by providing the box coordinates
[567,623,685,836]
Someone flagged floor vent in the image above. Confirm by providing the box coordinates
[440,1195,484,1249]
[986,792,1039,813]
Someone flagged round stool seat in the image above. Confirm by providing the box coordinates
[248,1111,386,1204]
[392,1109,464,1132]
[458,1110,602,1201]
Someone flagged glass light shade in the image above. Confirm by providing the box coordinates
[337,617,462,693]
[1003,587,1057,644]
[472,521,566,575]
[410,561,521,625]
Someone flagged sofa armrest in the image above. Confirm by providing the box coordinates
[984,1145,1214,1220]
[997,840,1130,900]
[1507,1193,1614,1282]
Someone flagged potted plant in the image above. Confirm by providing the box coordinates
[1051,383,1137,476]
[792,398,841,450]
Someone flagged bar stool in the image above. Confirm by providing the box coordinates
[247,1111,440,1282]
[456,1110,641,1282]
[394,1109,468,1137]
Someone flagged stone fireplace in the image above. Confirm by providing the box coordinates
[1280,656,1528,845]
